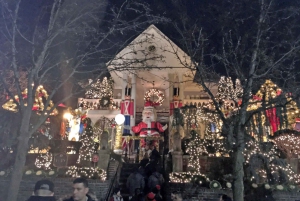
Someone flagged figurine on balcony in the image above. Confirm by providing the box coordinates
[132,100,167,147]
[68,116,81,141]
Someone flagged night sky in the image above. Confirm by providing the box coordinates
[2,0,300,106]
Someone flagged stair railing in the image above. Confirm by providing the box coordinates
[104,161,121,201]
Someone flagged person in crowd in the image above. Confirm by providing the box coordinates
[27,179,56,201]
[219,194,232,201]
[126,167,145,197]
[145,192,156,201]
[147,168,164,191]
[63,178,95,201]
[149,144,160,164]
[129,188,144,201]
[171,191,183,201]
[109,187,123,201]
[151,185,162,201]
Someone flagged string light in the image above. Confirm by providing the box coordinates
[273,134,300,158]
[66,166,106,180]
[85,77,114,99]
[35,152,52,170]
[144,89,165,106]
[244,140,300,184]
[77,118,97,163]
[2,85,58,115]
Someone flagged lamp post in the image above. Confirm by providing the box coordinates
[114,114,125,154]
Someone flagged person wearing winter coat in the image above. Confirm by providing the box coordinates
[62,178,96,201]
[152,185,162,201]
[149,145,160,164]
[129,188,144,201]
[126,168,145,196]
[147,170,164,191]
[145,192,156,201]
[109,188,123,201]
[27,179,56,201]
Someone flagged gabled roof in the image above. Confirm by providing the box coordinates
[107,24,195,87]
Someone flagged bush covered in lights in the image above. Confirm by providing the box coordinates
[244,140,300,185]
[66,166,106,180]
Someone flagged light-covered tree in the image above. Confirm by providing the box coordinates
[153,0,300,200]
[0,1,166,200]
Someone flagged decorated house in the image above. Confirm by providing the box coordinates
[77,25,219,155]
[3,25,300,185]
[70,25,300,190]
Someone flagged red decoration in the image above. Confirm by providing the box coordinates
[132,121,165,137]
[238,99,242,106]
[266,108,280,133]
[120,99,134,116]
[169,100,182,115]
[58,103,67,107]
[253,95,262,101]
[144,99,160,107]
[60,121,66,137]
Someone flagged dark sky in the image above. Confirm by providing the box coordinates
[5,0,300,106]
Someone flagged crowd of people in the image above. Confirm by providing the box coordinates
[26,143,232,201]
[124,143,164,201]
[27,178,98,201]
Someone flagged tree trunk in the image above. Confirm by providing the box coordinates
[233,148,244,201]
[6,111,31,201]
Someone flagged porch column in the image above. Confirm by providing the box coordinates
[121,73,128,100]
[130,74,136,135]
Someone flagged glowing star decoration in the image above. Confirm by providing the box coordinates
[2,85,58,115]
[144,89,165,106]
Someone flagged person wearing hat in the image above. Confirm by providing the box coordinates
[129,188,143,201]
[152,185,162,201]
[109,187,123,201]
[145,192,156,201]
[27,179,56,201]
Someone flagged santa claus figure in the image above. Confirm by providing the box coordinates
[132,100,167,147]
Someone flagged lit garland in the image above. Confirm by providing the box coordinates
[66,166,106,180]
[144,88,165,106]
[35,152,53,170]
[169,172,209,183]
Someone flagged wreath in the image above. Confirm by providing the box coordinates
[144,89,165,106]
[100,96,111,107]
